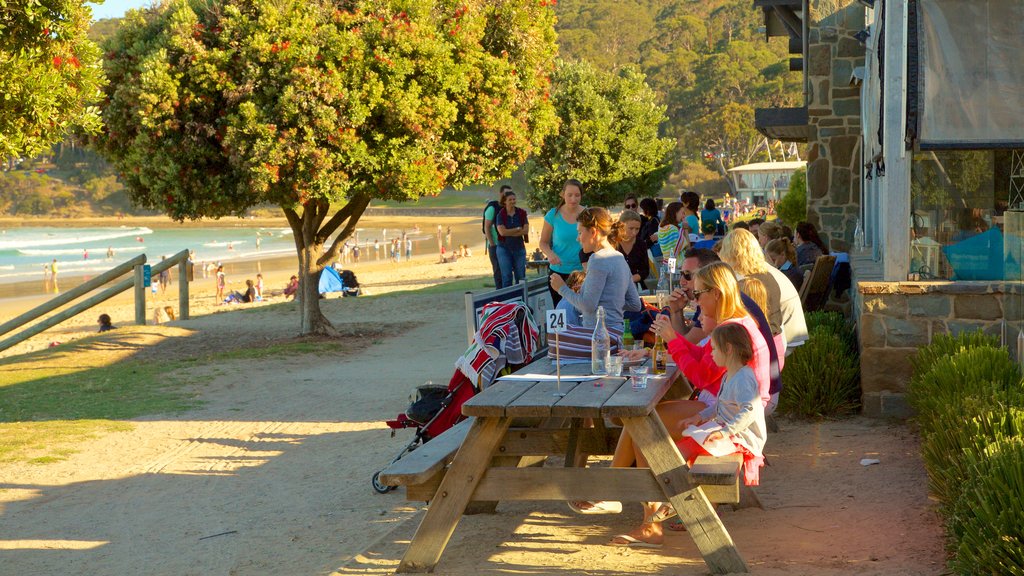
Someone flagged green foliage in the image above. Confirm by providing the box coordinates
[776,167,806,225]
[908,346,1022,433]
[920,405,1024,512]
[777,313,860,417]
[950,437,1024,575]
[910,330,1001,382]
[0,0,106,158]
[97,0,558,221]
[524,60,673,209]
[554,0,802,192]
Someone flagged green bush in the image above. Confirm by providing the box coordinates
[949,437,1024,575]
[920,405,1024,509]
[806,311,856,353]
[910,330,1000,384]
[778,329,860,417]
[907,346,1022,433]
[776,167,806,226]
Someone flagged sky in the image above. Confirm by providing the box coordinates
[88,0,152,21]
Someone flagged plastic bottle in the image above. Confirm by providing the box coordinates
[656,264,671,310]
[854,218,865,252]
[592,306,611,375]
[622,318,634,349]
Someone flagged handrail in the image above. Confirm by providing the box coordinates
[0,248,193,354]
[0,254,147,338]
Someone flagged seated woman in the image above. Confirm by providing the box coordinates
[795,221,829,267]
[225,279,257,303]
[615,209,650,291]
[549,207,641,335]
[765,237,805,290]
[603,262,770,547]
[283,275,299,299]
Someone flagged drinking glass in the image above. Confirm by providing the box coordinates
[629,365,649,389]
[606,355,623,377]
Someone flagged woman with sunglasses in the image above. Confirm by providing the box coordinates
[549,207,641,334]
[605,262,770,548]
[540,179,586,304]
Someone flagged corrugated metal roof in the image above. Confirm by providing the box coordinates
[728,161,807,173]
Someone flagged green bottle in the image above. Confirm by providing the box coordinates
[622,318,634,349]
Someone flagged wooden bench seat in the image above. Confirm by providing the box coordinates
[379,418,475,488]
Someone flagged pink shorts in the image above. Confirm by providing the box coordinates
[676,437,764,486]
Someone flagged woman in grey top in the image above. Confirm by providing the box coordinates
[550,207,641,334]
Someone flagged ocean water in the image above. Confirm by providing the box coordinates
[0,225,434,285]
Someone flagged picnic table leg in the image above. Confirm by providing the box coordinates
[398,416,510,573]
[623,414,749,575]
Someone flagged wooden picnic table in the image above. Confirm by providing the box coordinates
[395,356,749,574]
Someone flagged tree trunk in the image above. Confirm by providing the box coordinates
[283,194,372,337]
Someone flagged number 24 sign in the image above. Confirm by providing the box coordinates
[546,309,567,334]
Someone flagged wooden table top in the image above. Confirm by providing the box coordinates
[462,357,676,420]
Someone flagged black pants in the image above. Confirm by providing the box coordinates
[487,244,503,288]
[547,270,571,306]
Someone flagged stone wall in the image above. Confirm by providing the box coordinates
[805,3,866,252]
[857,280,1024,417]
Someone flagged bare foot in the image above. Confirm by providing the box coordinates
[609,523,663,547]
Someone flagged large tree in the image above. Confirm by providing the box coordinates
[96,0,558,335]
[0,0,105,159]
[524,60,673,210]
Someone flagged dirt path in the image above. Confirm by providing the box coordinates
[0,290,470,575]
[0,268,946,576]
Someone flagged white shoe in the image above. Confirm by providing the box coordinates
[567,500,623,514]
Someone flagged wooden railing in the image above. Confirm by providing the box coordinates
[0,249,191,353]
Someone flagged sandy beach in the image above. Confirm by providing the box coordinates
[0,214,498,358]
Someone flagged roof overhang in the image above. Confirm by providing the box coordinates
[755,107,808,142]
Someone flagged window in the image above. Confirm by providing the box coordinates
[909,149,1023,280]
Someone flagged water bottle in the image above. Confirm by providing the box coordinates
[854,218,865,252]
[656,264,671,310]
[592,306,611,375]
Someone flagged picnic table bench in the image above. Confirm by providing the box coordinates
[380,356,750,574]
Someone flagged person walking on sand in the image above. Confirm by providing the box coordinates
[374,239,380,260]
[405,237,412,261]
[215,265,226,302]
[50,259,59,291]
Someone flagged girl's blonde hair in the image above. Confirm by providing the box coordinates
[739,277,768,320]
[711,322,754,365]
[719,229,769,276]
[694,262,748,322]
[765,237,798,267]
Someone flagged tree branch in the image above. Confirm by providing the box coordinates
[317,194,371,268]
[317,193,371,243]
[282,206,304,253]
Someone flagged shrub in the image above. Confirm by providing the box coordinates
[778,329,860,417]
[949,437,1024,575]
[907,346,1022,433]
[776,167,806,226]
[806,311,856,353]
[910,330,1000,384]
[920,405,1024,508]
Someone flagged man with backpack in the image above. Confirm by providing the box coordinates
[483,185,510,288]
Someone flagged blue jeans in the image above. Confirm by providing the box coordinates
[496,244,526,288]
[488,244,503,288]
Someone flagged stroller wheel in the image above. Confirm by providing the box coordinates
[372,471,395,494]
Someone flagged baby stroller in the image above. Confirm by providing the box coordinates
[371,302,540,493]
